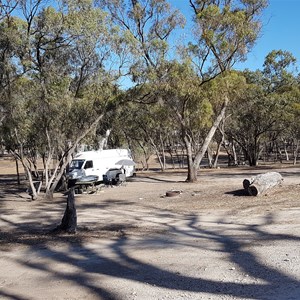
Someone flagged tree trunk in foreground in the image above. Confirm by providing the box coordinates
[57,188,77,233]
[243,172,283,196]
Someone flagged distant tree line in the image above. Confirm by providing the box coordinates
[0,0,299,199]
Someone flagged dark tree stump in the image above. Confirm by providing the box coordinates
[58,188,77,233]
[243,172,283,196]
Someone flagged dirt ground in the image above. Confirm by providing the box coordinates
[0,160,300,300]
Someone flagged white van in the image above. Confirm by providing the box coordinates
[68,149,135,183]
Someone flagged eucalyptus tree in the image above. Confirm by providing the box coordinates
[226,75,280,166]
[277,85,300,164]
[114,90,178,170]
[30,1,123,198]
[157,61,245,173]
[289,84,300,164]
[226,51,298,166]
[263,50,297,92]
[109,102,153,170]
[97,0,186,168]
[262,50,298,164]
[99,0,267,181]
[98,0,185,76]
[263,50,300,164]
[0,0,122,199]
[168,0,268,181]
[0,0,18,21]
[0,6,33,182]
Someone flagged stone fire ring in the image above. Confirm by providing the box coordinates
[165,190,181,197]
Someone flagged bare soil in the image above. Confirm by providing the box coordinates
[0,160,300,300]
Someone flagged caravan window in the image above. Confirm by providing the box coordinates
[69,159,85,170]
[84,160,93,169]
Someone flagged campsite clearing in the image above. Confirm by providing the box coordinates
[1,163,300,300]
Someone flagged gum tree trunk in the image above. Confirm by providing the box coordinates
[58,188,77,233]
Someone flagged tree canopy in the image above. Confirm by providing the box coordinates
[0,0,299,197]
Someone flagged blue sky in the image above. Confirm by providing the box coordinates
[170,0,300,71]
[241,0,300,70]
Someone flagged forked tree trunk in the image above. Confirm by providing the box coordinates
[191,97,229,179]
[182,98,228,182]
[243,172,283,196]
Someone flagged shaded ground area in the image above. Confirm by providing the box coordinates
[0,164,300,300]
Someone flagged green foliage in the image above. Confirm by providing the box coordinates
[263,50,297,92]
[226,58,299,166]
[0,0,125,196]
[188,0,267,74]
[99,0,185,82]
[1,0,299,187]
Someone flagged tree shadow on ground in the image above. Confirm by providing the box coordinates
[1,195,300,300]
[225,189,250,196]
[130,176,185,183]
[0,175,32,201]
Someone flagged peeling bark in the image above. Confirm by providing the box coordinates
[243,172,283,196]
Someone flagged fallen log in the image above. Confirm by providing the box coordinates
[243,172,283,196]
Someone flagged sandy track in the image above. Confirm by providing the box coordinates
[0,165,300,300]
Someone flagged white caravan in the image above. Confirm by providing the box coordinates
[68,149,135,182]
